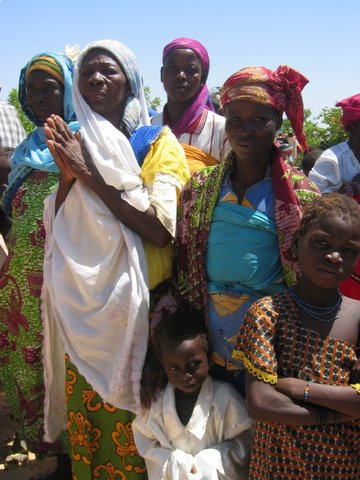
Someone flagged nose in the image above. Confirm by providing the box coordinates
[326,251,343,264]
[89,71,104,85]
[28,90,45,105]
[176,69,186,80]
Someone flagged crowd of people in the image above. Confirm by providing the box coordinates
[0,37,359,480]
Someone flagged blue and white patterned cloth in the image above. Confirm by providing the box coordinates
[0,102,26,149]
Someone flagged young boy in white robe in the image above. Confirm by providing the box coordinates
[133,306,253,480]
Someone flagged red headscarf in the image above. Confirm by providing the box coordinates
[336,93,360,130]
[220,65,309,151]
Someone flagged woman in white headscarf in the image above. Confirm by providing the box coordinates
[42,39,189,479]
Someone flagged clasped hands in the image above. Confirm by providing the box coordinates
[44,114,94,185]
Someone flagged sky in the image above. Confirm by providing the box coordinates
[0,0,359,119]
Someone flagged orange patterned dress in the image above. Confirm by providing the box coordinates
[233,291,360,479]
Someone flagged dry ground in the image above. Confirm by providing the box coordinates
[0,389,57,479]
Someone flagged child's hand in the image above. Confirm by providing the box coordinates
[350,357,360,384]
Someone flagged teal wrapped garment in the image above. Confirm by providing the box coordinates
[207,201,285,296]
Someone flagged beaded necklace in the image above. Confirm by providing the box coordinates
[289,287,342,323]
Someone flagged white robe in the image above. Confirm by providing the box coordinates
[309,141,360,193]
[133,377,254,480]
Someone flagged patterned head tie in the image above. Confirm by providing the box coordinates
[220,65,309,151]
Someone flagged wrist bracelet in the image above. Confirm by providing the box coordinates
[303,382,310,402]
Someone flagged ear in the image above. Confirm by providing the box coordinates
[160,67,164,83]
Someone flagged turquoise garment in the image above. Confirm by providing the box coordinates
[205,172,287,387]
[206,174,285,296]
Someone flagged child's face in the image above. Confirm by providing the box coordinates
[297,215,360,289]
[160,335,209,397]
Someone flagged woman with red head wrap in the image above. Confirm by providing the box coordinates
[152,37,229,173]
[176,64,319,399]
[309,92,360,299]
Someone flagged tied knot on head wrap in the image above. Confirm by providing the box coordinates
[220,65,309,151]
[162,37,214,137]
[336,93,360,131]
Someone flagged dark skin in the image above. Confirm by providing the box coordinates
[141,100,282,408]
[45,49,171,247]
[161,48,204,127]
[160,336,209,426]
[26,70,64,123]
[6,69,71,480]
[224,100,282,203]
[246,215,360,425]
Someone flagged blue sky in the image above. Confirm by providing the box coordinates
[1,0,359,117]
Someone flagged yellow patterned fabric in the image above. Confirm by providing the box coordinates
[141,126,189,289]
[141,126,189,189]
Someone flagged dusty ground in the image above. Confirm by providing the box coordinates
[0,389,57,479]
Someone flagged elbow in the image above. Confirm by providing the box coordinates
[152,231,172,248]
[246,396,268,421]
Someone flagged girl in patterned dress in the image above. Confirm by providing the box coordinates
[233,193,360,479]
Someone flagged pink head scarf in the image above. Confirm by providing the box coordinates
[336,93,360,130]
[162,37,214,137]
[220,65,309,151]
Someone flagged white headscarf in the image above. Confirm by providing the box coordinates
[43,40,151,441]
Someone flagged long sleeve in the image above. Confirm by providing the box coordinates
[133,407,200,480]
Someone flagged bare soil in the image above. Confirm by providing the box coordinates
[0,389,57,479]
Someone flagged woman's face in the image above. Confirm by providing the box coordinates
[224,100,280,162]
[79,49,130,126]
[161,48,203,104]
[26,70,64,123]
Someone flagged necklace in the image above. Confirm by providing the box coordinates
[288,287,342,323]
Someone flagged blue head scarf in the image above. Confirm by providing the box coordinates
[10,52,79,173]
[3,52,80,214]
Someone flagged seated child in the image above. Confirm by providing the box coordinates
[133,306,253,480]
[233,193,360,479]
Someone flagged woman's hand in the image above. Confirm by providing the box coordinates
[45,114,94,183]
[45,115,76,184]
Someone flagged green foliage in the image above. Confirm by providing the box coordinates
[7,88,34,135]
[143,85,161,111]
[281,107,347,150]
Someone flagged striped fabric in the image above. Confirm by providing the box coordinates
[0,102,26,149]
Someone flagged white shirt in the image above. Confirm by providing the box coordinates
[151,110,230,163]
[133,377,253,480]
[309,141,360,193]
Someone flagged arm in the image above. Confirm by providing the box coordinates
[276,377,360,418]
[246,373,353,425]
[45,115,171,246]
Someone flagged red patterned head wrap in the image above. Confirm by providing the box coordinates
[336,93,360,130]
[220,65,309,151]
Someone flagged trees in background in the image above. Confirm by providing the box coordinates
[281,107,347,150]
